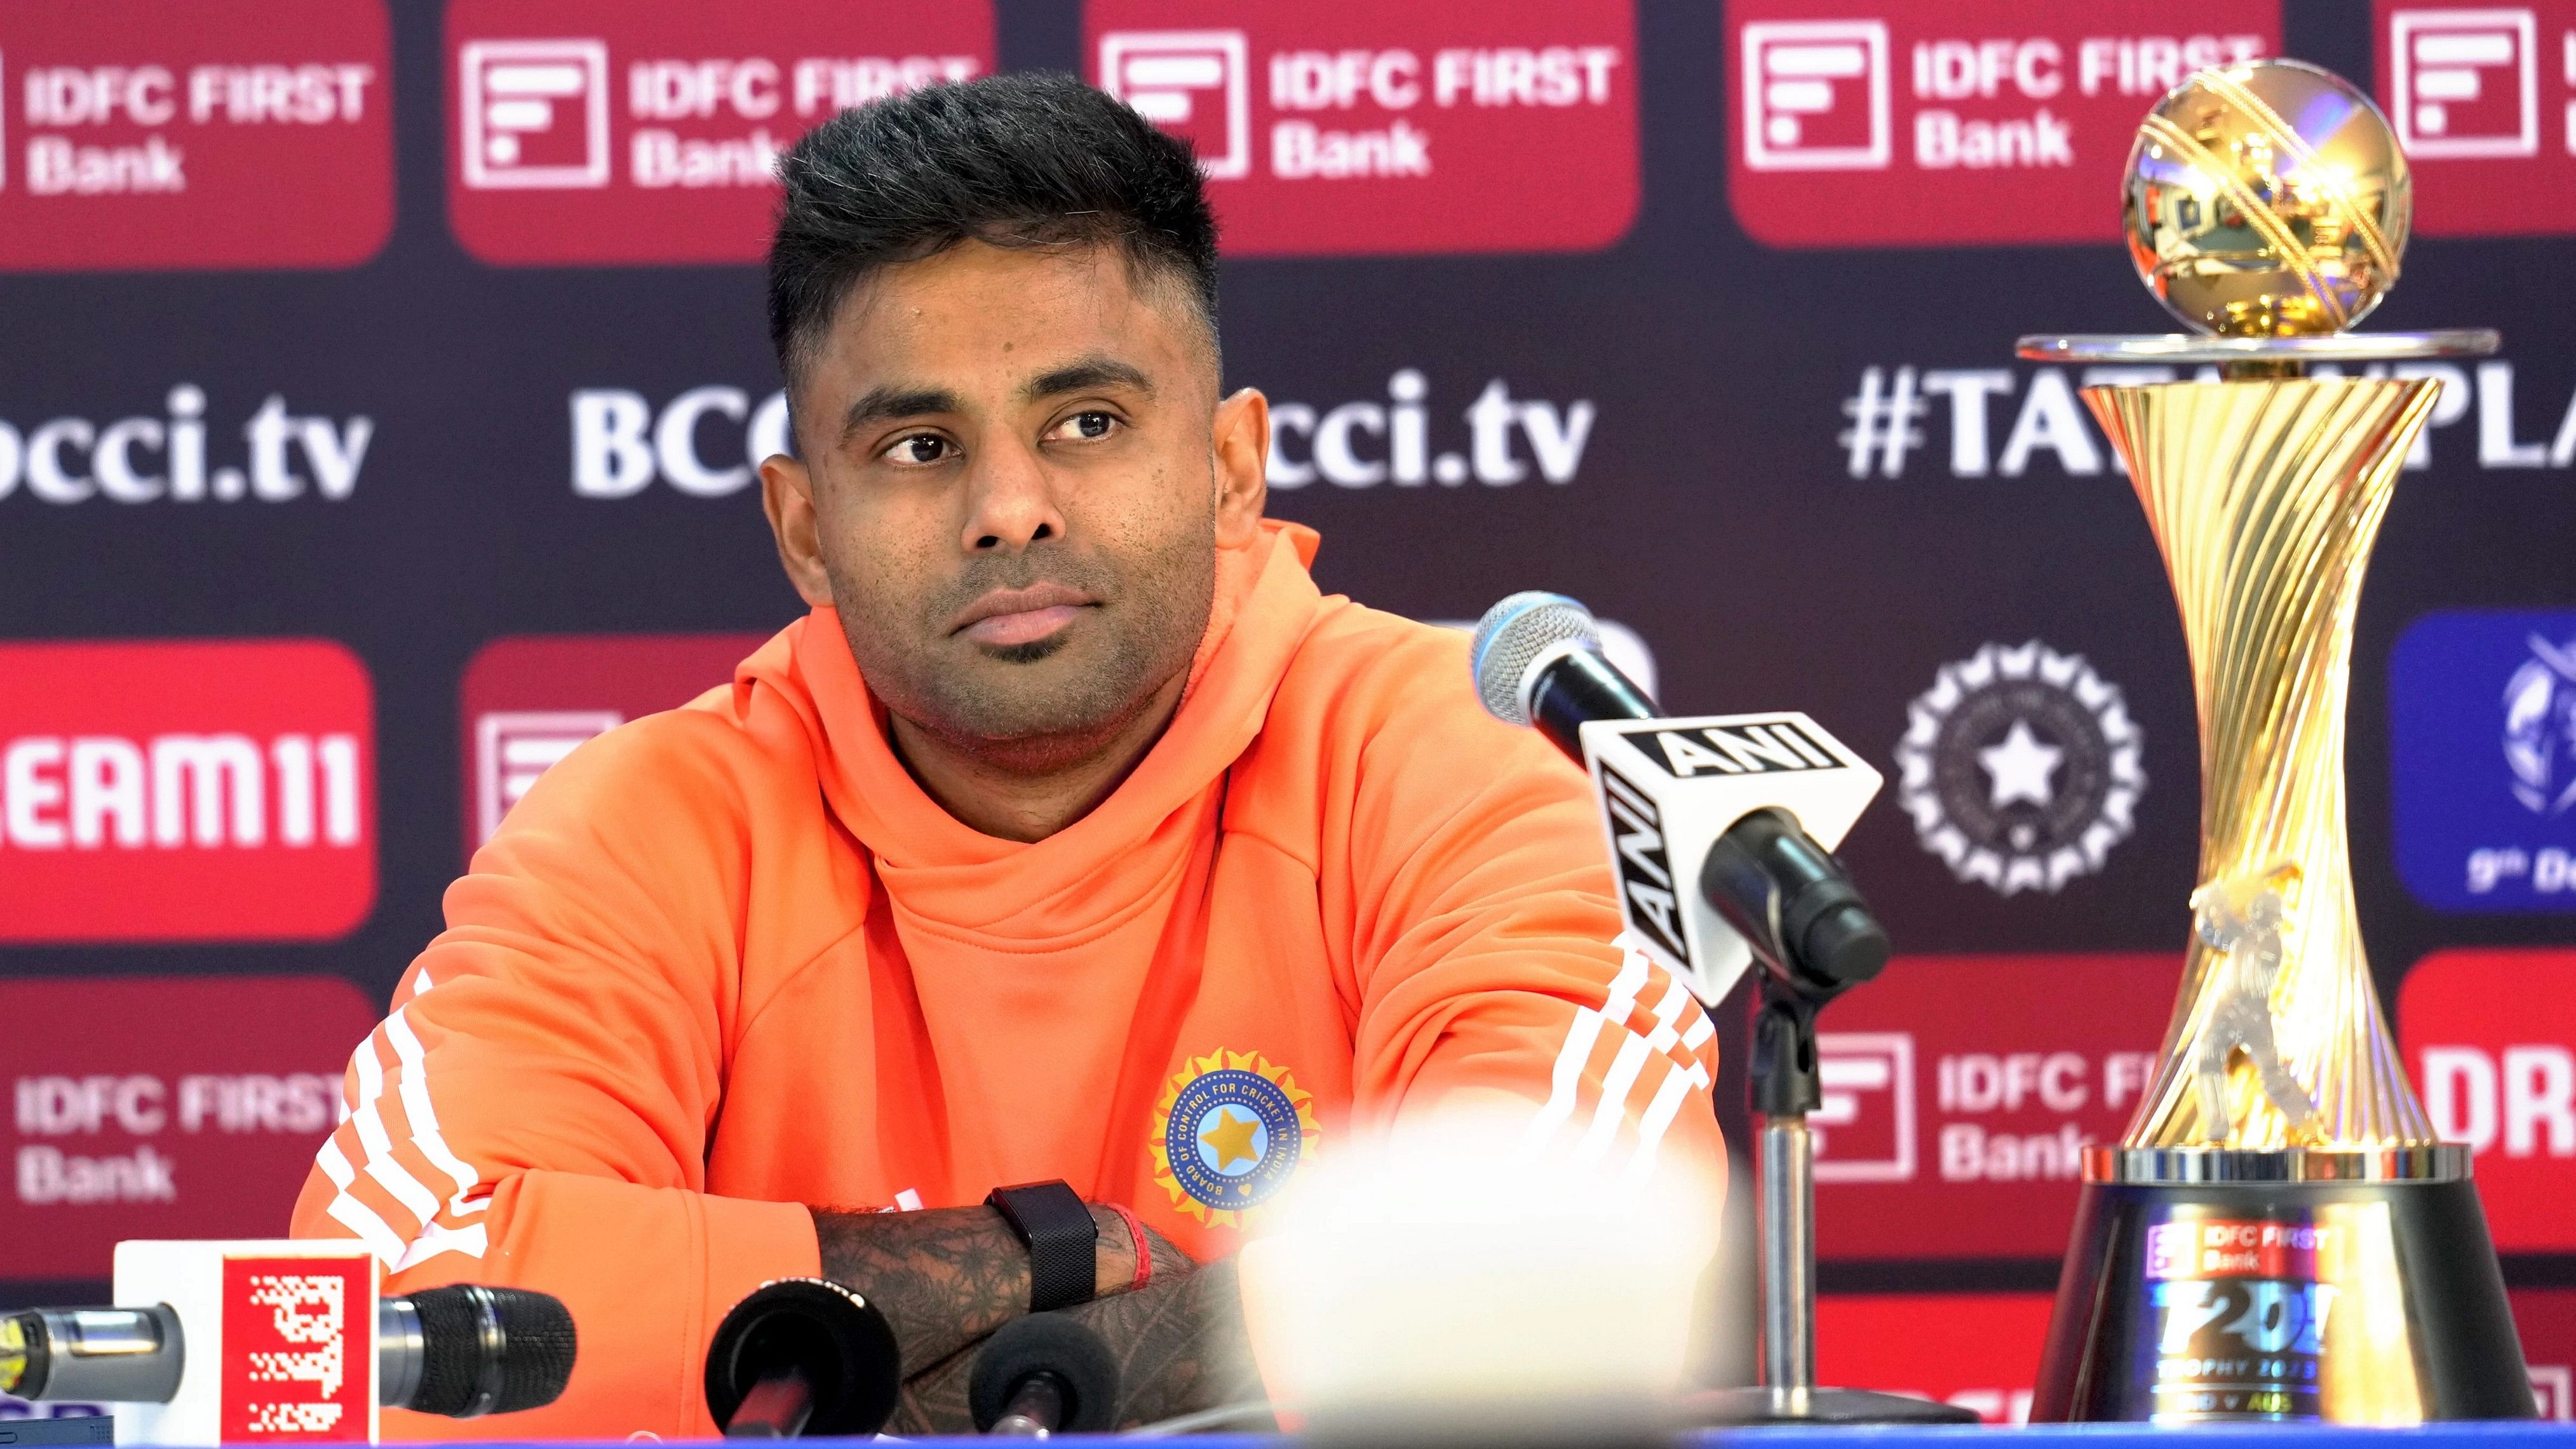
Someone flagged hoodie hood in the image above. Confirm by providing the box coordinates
[745,518,1326,943]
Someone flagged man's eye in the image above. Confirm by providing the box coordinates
[883,434,950,464]
[1050,410,1118,442]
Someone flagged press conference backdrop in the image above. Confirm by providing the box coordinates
[4,0,2576,1422]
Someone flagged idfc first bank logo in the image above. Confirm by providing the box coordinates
[447,0,994,265]
[1809,954,2171,1261]
[1727,0,2276,246]
[1089,0,1638,256]
[2391,609,2576,911]
[0,0,390,271]
[0,642,374,943]
[460,633,767,859]
[2377,1,2576,237]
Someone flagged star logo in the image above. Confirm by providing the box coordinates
[1895,640,2145,895]
[1199,1107,1263,1172]
[1147,1049,1320,1228]
[1979,718,2063,809]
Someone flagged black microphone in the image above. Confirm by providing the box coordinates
[381,1284,578,1418]
[704,1279,900,1439]
[0,1286,575,1417]
[968,1312,1120,1436]
[1471,591,1891,990]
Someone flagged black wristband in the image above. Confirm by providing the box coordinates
[985,1180,1098,1312]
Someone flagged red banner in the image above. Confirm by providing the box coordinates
[459,633,771,858]
[0,0,391,271]
[445,0,996,265]
[1811,953,2176,1260]
[1818,1292,2053,1422]
[0,640,375,943]
[2518,1288,2576,1419]
[2375,0,2576,236]
[2399,947,2576,1251]
[1,977,379,1282]
[1725,0,2280,247]
[219,1254,374,1441]
[1086,0,1638,257]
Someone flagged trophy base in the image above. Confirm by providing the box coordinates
[2032,1174,2533,1423]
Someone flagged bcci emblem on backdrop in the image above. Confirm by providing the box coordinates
[1147,1051,1320,1227]
[1895,641,2143,895]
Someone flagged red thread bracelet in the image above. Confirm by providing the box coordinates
[1105,1201,1152,1292]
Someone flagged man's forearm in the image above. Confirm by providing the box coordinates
[810,1203,1185,1377]
[1070,1257,1263,1427]
[889,1258,1263,1434]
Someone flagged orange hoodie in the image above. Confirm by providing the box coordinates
[291,520,1723,1438]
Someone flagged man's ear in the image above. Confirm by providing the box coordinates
[1211,388,1269,548]
[760,452,837,608]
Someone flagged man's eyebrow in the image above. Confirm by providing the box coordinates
[839,384,960,440]
[1023,356,1154,401]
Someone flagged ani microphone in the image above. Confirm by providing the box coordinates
[1470,591,1892,1000]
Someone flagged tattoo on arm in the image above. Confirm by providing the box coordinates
[887,1340,976,1436]
[809,1203,1189,1394]
[1071,1258,1264,1429]
[883,1258,1262,1436]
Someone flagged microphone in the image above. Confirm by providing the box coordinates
[968,1312,1120,1436]
[704,1279,900,1439]
[0,1286,574,1417]
[1471,592,1892,1002]
[376,1285,576,1418]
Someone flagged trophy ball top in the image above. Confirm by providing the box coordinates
[2122,58,2411,339]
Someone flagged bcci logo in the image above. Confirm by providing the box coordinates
[2505,635,2576,816]
[1147,1050,1319,1228]
[1896,641,2144,896]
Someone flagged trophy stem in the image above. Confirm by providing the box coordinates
[2086,376,2445,1153]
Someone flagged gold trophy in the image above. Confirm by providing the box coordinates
[2018,60,2533,1423]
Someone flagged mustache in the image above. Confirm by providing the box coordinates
[929,549,1117,623]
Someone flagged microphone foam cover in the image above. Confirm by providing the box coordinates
[407,1285,577,1417]
[1471,592,1600,726]
[704,1279,900,1438]
[968,1311,1121,1433]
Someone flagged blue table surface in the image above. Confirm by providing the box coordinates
[414,1428,2576,1447]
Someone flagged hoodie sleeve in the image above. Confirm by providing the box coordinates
[288,717,818,1440]
[1337,623,1727,1196]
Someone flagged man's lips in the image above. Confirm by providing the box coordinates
[951,583,1097,647]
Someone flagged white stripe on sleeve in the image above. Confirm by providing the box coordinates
[384,1009,489,1217]
[1573,1029,1655,1164]
[348,1034,443,1227]
[315,1137,409,1265]
[1621,1059,1700,1186]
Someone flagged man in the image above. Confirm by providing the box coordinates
[293,73,1722,1437]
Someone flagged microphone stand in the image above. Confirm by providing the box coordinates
[1685,980,1969,1424]
[1685,825,1977,1427]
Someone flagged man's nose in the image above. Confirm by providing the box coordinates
[959,436,1068,553]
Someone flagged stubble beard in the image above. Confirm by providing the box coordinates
[832,518,1218,775]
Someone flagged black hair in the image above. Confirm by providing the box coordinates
[767,71,1220,393]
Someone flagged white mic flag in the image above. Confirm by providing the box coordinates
[1579,713,1883,1005]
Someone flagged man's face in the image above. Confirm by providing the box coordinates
[764,241,1255,760]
